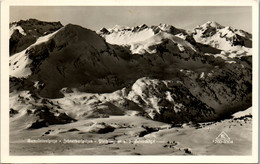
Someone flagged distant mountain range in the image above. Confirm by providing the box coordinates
[9,19,252,128]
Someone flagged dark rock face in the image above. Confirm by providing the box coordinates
[180,57,252,119]
[9,19,63,55]
[10,76,35,92]
[139,126,159,137]
[10,108,18,117]
[96,125,115,134]
[125,78,216,123]
[9,22,252,124]
[228,34,252,48]
[195,43,222,54]
[28,106,76,129]
[99,27,110,35]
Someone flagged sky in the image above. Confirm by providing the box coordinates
[10,6,252,32]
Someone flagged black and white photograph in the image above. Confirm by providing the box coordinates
[1,0,259,163]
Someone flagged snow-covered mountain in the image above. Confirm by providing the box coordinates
[98,23,196,54]
[9,19,63,55]
[9,19,252,128]
[192,21,252,58]
[192,21,251,49]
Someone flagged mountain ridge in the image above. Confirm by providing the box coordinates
[9,19,252,125]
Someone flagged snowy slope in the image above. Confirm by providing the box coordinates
[192,21,252,52]
[9,29,61,77]
[99,24,196,54]
[232,107,252,118]
[127,32,197,54]
[103,28,154,47]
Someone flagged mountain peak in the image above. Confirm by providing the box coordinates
[200,21,224,29]
[158,23,173,29]
[109,25,131,32]
[9,18,63,55]
[192,20,252,50]
[139,24,148,28]
[14,18,62,27]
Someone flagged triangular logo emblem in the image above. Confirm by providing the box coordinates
[213,131,233,144]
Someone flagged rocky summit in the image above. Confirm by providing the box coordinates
[9,19,63,55]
